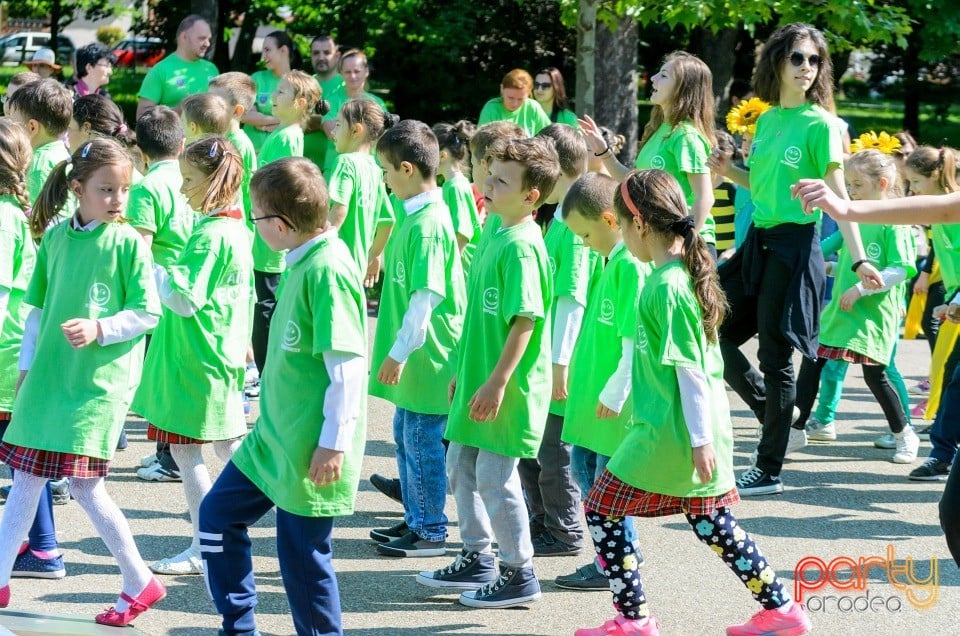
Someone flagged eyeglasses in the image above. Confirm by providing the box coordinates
[789,51,821,68]
[95,61,113,69]
[533,81,552,90]
[249,213,294,229]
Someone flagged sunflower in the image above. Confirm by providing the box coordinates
[726,98,772,136]
[850,131,902,155]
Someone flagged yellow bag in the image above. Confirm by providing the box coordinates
[925,320,960,420]
[904,292,926,340]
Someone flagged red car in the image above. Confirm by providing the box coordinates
[113,37,165,68]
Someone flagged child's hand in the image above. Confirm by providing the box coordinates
[552,364,568,401]
[364,255,383,289]
[693,443,716,484]
[309,446,344,487]
[792,179,851,218]
[707,147,732,177]
[914,271,930,295]
[933,304,950,322]
[839,286,862,311]
[855,262,883,290]
[468,379,505,422]
[377,356,405,385]
[946,304,960,324]
[596,402,619,419]
[576,114,608,155]
[61,319,99,349]
[448,377,457,404]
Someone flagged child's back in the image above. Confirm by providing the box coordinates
[0,194,35,411]
[441,172,482,272]
[226,128,258,218]
[259,123,303,166]
[26,141,70,206]
[126,160,196,267]
[328,151,392,273]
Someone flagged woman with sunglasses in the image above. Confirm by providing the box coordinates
[533,67,577,128]
[710,23,884,497]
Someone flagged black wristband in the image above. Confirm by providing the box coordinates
[851,259,869,273]
[594,146,611,157]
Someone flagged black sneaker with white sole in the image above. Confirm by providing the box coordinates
[369,521,408,543]
[416,549,497,590]
[736,466,784,496]
[376,531,447,557]
[459,565,541,608]
[908,457,953,481]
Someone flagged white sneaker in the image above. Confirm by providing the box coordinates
[150,548,204,575]
[806,418,837,442]
[140,453,160,468]
[136,462,181,482]
[892,427,920,464]
[874,433,896,449]
[244,363,260,386]
[787,427,808,455]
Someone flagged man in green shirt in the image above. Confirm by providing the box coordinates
[137,15,218,119]
[304,34,344,170]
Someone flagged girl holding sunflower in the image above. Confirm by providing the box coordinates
[709,22,884,496]
[580,52,718,257]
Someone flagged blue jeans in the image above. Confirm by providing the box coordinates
[0,418,56,552]
[200,462,341,636]
[393,408,447,542]
[571,445,639,568]
[930,352,960,466]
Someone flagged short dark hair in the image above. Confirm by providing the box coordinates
[136,106,184,160]
[75,43,117,79]
[470,121,524,164]
[562,172,618,220]
[536,123,587,178]
[251,157,330,231]
[177,14,208,38]
[6,79,72,136]
[490,137,560,206]
[377,119,439,180]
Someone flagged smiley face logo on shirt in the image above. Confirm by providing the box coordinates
[599,298,615,325]
[635,325,649,352]
[281,320,302,352]
[866,242,882,261]
[783,146,802,168]
[88,283,111,308]
[394,261,406,285]
[482,287,499,315]
[650,155,666,170]
[548,257,557,276]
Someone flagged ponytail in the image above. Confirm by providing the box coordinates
[182,136,243,214]
[680,228,726,343]
[0,118,32,213]
[31,159,72,239]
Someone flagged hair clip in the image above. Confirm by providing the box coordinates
[209,141,219,158]
[117,124,127,134]
[619,174,642,220]
[81,142,92,158]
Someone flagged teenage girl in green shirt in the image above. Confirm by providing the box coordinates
[533,67,578,128]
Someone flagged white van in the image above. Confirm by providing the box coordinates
[0,32,75,67]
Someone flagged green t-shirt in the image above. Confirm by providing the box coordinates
[253,124,303,273]
[303,74,345,170]
[243,70,281,153]
[231,234,367,517]
[562,243,647,457]
[635,121,715,244]
[478,97,551,138]
[748,104,843,229]
[369,199,466,413]
[820,223,917,363]
[321,87,385,177]
[27,141,70,207]
[606,260,735,498]
[132,215,254,440]
[6,221,160,459]
[0,195,35,411]
[544,211,602,416]
[328,151,393,274]
[226,128,258,221]
[933,224,960,292]
[441,172,482,273]
[125,160,196,268]
[138,53,219,108]
[445,218,552,458]
[553,109,578,128]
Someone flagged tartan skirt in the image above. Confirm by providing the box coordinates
[147,424,205,445]
[0,442,109,479]
[818,345,879,366]
[585,468,740,518]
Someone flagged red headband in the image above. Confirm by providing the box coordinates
[620,177,642,220]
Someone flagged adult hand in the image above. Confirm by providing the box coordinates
[792,179,851,219]
[576,114,608,155]
[707,147,732,178]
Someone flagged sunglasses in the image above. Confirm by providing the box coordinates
[789,51,821,68]
[533,81,552,90]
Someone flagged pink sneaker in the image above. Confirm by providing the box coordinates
[575,614,661,636]
[726,602,812,636]
[0,584,8,608]
[911,400,928,419]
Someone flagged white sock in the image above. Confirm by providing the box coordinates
[169,444,213,555]
[69,477,152,612]
[0,471,47,587]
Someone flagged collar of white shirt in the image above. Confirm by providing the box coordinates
[71,214,102,232]
[402,188,443,216]
[285,226,339,267]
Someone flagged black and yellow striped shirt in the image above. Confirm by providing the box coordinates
[712,181,737,251]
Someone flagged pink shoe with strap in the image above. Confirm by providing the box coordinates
[726,602,812,636]
[95,576,166,626]
[575,614,661,636]
[0,584,9,608]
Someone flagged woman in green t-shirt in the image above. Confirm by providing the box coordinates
[243,31,301,153]
[581,52,716,254]
[577,169,811,636]
[708,23,884,497]
[533,67,577,128]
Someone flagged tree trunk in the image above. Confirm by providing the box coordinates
[49,0,62,63]
[231,11,258,72]
[902,24,922,138]
[595,16,638,163]
[574,0,598,118]
[690,26,738,111]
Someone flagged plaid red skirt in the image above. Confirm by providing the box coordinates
[0,442,109,479]
[147,424,205,445]
[818,345,879,366]
[585,468,740,518]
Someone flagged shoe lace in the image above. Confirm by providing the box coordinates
[920,457,939,469]
[478,568,513,596]
[438,552,475,576]
[737,466,764,486]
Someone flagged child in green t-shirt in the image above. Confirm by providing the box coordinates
[180,92,232,142]
[4,78,72,209]
[132,136,253,577]
[417,137,558,608]
[368,121,466,558]
[208,72,260,220]
[577,169,810,636]
[554,172,648,591]
[0,138,165,627]
[468,121,525,230]
[434,121,482,272]
[328,98,395,282]
[200,157,367,636]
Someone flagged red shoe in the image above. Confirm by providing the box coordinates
[726,602,812,636]
[575,615,661,636]
[0,584,9,608]
[94,576,166,626]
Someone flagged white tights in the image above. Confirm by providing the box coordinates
[0,471,152,611]
[169,440,241,557]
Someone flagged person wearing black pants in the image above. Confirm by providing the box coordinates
[252,271,281,373]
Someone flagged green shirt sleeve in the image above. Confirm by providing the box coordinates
[658,279,704,369]
[24,236,49,309]
[671,127,710,175]
[554,231,592,306]
[443,181,478,240]
[312,265,366,358]
[478,99,497,126]
[406,225,449,300]
[614,260,643,340]
[500,243,546,324]
[810,117,845,177]
[125,183,159,233]
[138,64,165,102]
[124,231,163,316]
[327,156,355,207]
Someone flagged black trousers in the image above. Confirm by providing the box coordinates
[252,270,281,374]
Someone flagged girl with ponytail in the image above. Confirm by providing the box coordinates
[575,168,811,636]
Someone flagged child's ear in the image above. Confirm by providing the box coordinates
[401,160,416,177]
[522,187,541,206]
[188,121,201,138]
[26,118,42,139]
[601,210,618,228]
[879,176,889,190]
[69,178,83,198]
[234,104,245,118]
[439,149,449,162]
[351,122,364,137]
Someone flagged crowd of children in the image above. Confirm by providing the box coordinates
[0,16,957,636]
